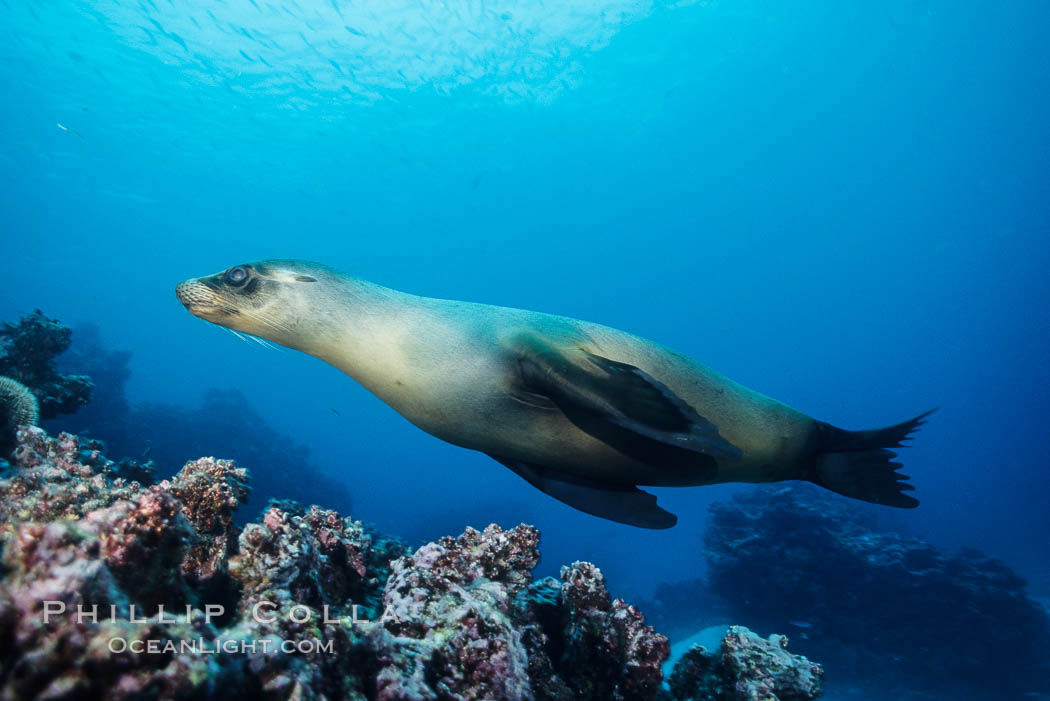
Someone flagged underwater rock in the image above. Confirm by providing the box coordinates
[0,517,242,700]
[0,425,691,700]
[374,524,539,700]
[222,502,389,699]
[704,484,1050,698]
[95,486,196,610]
[2,311,353,533]
[373,527,671,701]
[0,430,245,698]
[60,349,354,519]
[1,427,149,525]
[108,388,357,519]
[667,625,823,701]
[167,456,250,586]
[558,561,670,701]
[0,310,92,420]
[230,502,377,615]
[515,576,575,701]
[0,427,384,700]
[0,376,38,459]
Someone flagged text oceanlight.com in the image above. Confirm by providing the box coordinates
[109,637,334,655]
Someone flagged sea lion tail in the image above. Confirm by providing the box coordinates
[807,410,935,508]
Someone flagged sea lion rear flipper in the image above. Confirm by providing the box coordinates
[808,410,935,508]
[513,334,740,463]
[488,454,677,529]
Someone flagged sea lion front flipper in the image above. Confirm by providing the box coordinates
[512,334,741,464]
[488,454,678,529]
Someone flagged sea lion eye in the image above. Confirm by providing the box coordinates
[225,266,249,286]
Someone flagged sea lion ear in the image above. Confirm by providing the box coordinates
[511,333,740,466]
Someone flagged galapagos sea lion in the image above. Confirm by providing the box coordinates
[175,260,931,529]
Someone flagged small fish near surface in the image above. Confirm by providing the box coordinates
[56,123,84,138]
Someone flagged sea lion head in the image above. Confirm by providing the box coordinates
[176,259,341,352]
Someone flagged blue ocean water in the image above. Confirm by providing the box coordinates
[2,0,1048,689]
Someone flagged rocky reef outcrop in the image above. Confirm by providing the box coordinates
[0,311,353,519]
[703,484,1050,699]
[46,319,356,519]
[668,626,823,701]
[0,311,826,700]
[0,311,92,420]
[0,310,94,459]
[1,425,809,700]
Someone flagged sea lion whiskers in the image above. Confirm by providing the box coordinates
[208,287,296,338]
[240,308,294,339]
[225,328,251,344]
[248,334,282,352]
[224,327,280,351]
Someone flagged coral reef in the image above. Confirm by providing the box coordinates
[0,429,236,699]
[368,525,671,700]
[2,425,751,700]
[0,376,39,458]
[41,315,355,519]
[117,388,357,519]
[556,561,669,700]
[219,501,392,699]
[0,312,829,698]
[167,457,250,590]
[0,310,92,419]
[704,484,1050,699]
[668,625,823,701]
[1,427,152,526]
[372,524,539,700]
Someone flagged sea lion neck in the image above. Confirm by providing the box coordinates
[301,276,420,398]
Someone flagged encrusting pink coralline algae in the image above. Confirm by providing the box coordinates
[0,425,822,700]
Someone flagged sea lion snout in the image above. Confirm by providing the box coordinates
[175,278,232,322]
[175,278,211,311]
[177,267,290,341]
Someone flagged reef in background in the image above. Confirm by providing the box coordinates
[0,312,354,519]
[0,426,822,700]
[0,310,93,421]
[695,484,1050,700]
[0,311,91,460]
